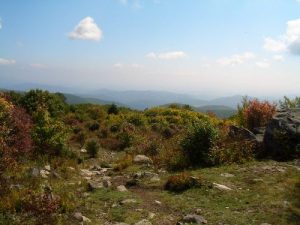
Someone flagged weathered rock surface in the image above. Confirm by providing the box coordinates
[133,155,153,164]
[264,109,300,159]
[229,125,257,140]
[181,214,207,224]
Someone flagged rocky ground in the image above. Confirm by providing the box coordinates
[29,150,300,225]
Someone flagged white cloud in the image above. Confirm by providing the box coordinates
[256,60,270,69]
[30,63,47,69]
[263,18,300,55]
[263,38,287,52]
[68,17,102,41]
[273,55,284,61]
[0,58,16,65]
[217,52,255,66]
[0,18,2,30]
[146,51,187,60]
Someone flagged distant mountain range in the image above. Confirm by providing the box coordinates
[1,84,250,118]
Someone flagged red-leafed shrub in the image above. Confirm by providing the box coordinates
[243,99,276,130]
[0,96,33,171]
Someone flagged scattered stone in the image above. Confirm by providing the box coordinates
[220,173,234,178]
[213,183,232,191]
[103,180,112,188]
[80,148,87,153]
[67,166,75,171]
[82,216,91,223]
[134,219,152,225]
[115,223,129,225]
[154,200,162,205]
[117,185,128,192]
[121,199,137,205]
[182,214,207,224]
[195,208,202,214]
[74,212,91,223]
[87,181,103,191]
[148,212,155,219]
[44,165,51,171]
[133,155,153,164]
[150,175,160,182]
[90,165,101,171]
[40,169,50,178]
[80,169,94,177]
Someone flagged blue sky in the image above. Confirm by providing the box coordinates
[0,0,299,98]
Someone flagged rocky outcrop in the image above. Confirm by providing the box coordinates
[263,109,300,160]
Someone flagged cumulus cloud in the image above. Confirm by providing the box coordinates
[263,38,287,52]
[217,52,255,66]
[273,55,284,61]
[0,58,16,65]
[263,18,300,55]
[68,17,102,41]
[146,51,187,60]
[256,60,270,69]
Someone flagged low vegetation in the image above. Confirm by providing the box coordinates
[0,89,299,225]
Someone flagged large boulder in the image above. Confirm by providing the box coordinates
[263,109,300,160]
[133,155,153,164]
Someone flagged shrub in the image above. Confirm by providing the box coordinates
[165,172,201,192]
[118,132,134,150]
[279,96,300,109]
[108,104,119,115]
[86,139,100,158]
[181,121,218,166]
[236,97,276,131]
[211,140,257,165]
[113,154,133,171]
[243,99,276,131]
[19,89,66,117]
[32,109,68,155]
[89,122,100,131]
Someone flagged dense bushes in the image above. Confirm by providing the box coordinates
[236,97,276,131]
[32,109,68,155]
[19,89,66,117]
[181,121,218,166]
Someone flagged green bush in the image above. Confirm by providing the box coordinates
[86,139,100,158]
[108,104,119,115]
[181,121,218,166]
[32,109,68,155]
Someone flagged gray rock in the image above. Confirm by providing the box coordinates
[40,169,50,178]
[134,219,152,225]
[228,125,257,140]
[133,155,153,164]
[103,180,112,188]
[213,183,232,191]
[182,214,207,224]
[74,212,83,221]
[220,173,234,178]
[117,185,128,192]
[87,181,103,191]
[44,165,51,171]
[264,109,300,159]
